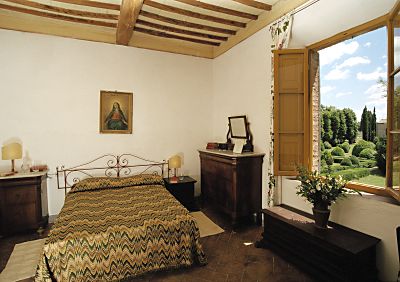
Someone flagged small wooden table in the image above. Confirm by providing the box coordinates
[257,206,381,282]
[164,176,198,211]
[0,171,49,237]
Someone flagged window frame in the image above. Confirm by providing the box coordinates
[306,12,400,201]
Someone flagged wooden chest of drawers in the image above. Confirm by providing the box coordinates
[0,172,48,236]
[199,149,264,225]
[258,207,380,282]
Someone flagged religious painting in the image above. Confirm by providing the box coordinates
[100,91,133,134]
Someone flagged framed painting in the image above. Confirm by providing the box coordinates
[99,91,133,134]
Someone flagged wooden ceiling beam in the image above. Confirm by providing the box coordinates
[0,3,117,27]
[233,0,272,11]
[140,10,236,35]
[52,0,120,11]
[143,0,246,28]
[116,0,143,45]
[136,19,227,41]
[134,26,220,46]
[3,0,118,20]
[174,0,257,20]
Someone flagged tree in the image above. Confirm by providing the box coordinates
[322,111,332,143]
[371,107,377,141]
[330,109,340,146]
[343,108,357,143]
[375,137,386,174]
[360,106,376,142]
[338,111,347,144]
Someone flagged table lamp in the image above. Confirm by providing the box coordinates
[168,155,181,181]
[2,142,22,173]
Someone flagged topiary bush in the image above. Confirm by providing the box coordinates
[333,156,344,163]
[352,140,375,157]
[340,157,352,166]
[359,148,376,159]
[324,141,332,149]
[339,141,350,153]
[359,159,376,168]
[349,155,360,166]
[322,151,333,166]
[331,147,345,157]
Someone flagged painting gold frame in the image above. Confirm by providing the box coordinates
[99,91,133,134]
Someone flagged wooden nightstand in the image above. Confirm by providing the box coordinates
[164,176,198,211]
[0,172,49,237]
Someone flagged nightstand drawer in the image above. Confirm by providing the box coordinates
[5,186,36,205]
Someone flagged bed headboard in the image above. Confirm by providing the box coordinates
[56,153,167,194]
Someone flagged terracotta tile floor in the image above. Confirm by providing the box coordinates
[0,206,314,282]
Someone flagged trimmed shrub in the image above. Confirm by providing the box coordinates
[331,168,370,181]
[322,151,333,165]
[333,156,344,163]
[321,165,346,174]
[339,141,350,153]
[359,159,376,168]
[340,157,352,166]
[331,147,345,157]
[324,141,332,149]
[359,148,376,159]
[352,140,375,157]
[349,155,360,166]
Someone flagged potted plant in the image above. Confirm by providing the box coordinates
[296,166,349,228]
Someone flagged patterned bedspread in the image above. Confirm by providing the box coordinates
[35,175,206,281]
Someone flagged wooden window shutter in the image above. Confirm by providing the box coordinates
[273,49,311,176]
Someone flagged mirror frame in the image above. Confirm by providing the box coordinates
[228,115,249,139]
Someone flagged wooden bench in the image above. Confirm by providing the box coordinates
[256,206,381,282]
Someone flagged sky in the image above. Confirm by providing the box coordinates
[319,27,387,122]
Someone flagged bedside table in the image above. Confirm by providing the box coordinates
[164,176,198,211]
[0,172,49,236]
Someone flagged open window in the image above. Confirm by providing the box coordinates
[274,3,400,202]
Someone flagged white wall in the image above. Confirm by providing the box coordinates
[0,0,399,280]
[211,0,399,280]
[282,177,400,282]
[0,29,213,215]
[212,28,271,207]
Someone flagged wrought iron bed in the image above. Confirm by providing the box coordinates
[56,153,167,195]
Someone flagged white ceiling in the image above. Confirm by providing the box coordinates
[290,0,397,48]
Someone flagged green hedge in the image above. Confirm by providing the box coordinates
[331,147,345,156]
[359,148,376,159]
[359,159,376,168]
[330,168,370,181]
[321,165,346,174]
[324,141,332,149]
[349,155,360,166]
[339,142,350,153]
[352,140,375,156]
[340,157,352,166]
[333,156,344,163]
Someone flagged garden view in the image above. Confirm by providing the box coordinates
[320,105,386,186]
[319,27,387,187]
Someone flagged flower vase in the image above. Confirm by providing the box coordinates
[312,202,330,229]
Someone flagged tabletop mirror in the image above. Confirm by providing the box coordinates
[227,115,253,152]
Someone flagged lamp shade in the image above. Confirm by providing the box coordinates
[2,143,22,160]
[168,155,181,169]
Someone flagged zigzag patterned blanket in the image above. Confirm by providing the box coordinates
[35,180,206,281]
